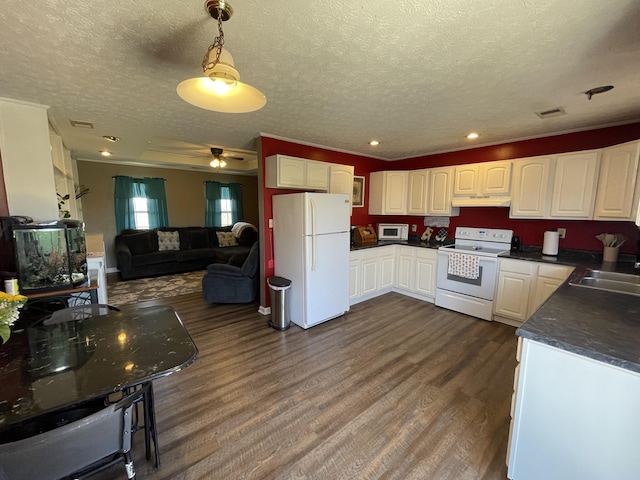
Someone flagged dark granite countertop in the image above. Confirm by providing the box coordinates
[510,246,640,372]
[351,237,451,251]
[516,278,640,373]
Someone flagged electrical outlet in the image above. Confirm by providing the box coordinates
[557,228,566,239]
[411,224,417,232]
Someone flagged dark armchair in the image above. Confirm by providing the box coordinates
[202,242,260,304]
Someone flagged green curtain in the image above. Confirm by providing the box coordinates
[113,176,168,233]
[204,181,243,227]
[227,183,244,223]
[141,177,169,229]
[114,176,136,234]
[205,181,223,227]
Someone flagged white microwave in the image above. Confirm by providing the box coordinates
[377,223,409,241]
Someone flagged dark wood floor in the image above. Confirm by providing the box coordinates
[96,290,517,480]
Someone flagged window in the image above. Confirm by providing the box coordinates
[113,176,168,234]
[205,181,244,227]
[219,186,233,226]
[132,197,150,229]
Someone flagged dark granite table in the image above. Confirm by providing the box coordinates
[0,305,198,429]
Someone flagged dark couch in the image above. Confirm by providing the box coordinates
[115,225,258,280]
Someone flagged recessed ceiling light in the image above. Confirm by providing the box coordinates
[369,140,379,146]
[102,135,120,142]
[100,150,112,157]
[467,132,479,139]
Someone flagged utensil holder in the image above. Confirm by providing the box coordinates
[603,246,619,263]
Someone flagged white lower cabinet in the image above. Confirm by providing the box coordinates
[349,251,362,301]
[350,245,437,305]
[494,259,574,326]
[507,338,640,479]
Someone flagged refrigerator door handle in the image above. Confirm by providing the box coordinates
[310,198,316,270]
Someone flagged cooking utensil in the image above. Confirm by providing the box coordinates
[614,234,627,248]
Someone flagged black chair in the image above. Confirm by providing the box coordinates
[0,384,149,480]
[202,242,260,304]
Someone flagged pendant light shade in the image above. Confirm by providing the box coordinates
[177,1,266,113]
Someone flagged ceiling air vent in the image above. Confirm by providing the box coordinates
[535,107,566,119]
[69,120,94,129]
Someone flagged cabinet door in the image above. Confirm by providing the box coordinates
[529,264,573,316]
[427,167,456,215]
[550,151,599,218]
[361,256,378,296]
[495,272,531,322]
[378,251,396,290]
[414,250,437,297]
[482,160,512,195]
[494,259,535,322]
[277,156,305,187]
[396,248,415,291]
[407,169,429,214]
[454,164,481,195]
[384,171,408,214]
[510,156,554,218]
[349,256,361,301]
[329,164,354,196]
[594,141,640,220]
[305,160,329,190]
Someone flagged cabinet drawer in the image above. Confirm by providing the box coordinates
[416,248,438,260]
[537,263,573,280]
[499,258,535,275]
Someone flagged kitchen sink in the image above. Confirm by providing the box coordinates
[569,268,640,296]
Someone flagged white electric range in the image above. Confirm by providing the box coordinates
[435,227,513,320]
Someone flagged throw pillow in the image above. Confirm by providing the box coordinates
[216,231,238,247]
[157,231,180,251]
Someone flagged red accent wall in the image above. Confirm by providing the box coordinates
[260,137,387,293]
[260,123,640,305]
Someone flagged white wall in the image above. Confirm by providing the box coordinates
[0,97,58,221]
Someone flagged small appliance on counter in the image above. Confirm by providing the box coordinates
[353,225,377,245]
[434,228,448,244]
[511,235,521,252]
[377,223,409,241]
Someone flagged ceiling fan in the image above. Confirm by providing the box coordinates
[209,147,243,168]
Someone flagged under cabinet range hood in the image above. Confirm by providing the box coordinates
[451,196,511,207]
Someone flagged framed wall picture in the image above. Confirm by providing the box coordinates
[352,176,365,207]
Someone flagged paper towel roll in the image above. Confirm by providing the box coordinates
[542,231,559,255]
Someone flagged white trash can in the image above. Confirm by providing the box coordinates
[268,276,292,330]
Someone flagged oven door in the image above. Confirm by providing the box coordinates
[436,250,498,300]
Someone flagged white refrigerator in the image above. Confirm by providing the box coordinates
[272,192,351,329]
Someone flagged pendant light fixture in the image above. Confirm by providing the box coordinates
[177,1,266,113]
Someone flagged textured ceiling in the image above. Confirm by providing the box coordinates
[1,0,640,173]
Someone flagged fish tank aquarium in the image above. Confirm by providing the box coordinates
[12,220,87,294]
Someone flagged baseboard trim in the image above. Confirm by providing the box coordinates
[106,267,119,274]
[258,305,271,316]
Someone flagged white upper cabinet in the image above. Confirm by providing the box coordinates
[427,167,459,216]
[593,141,640,220]
[453,164,481,196]
[368,171,408,215]
[453,161,512,197]
[510,156,555,218]
[265,154,328,190]
[550,150,599,219]
[304,160,329,190]
[328,164,354,196]
[407,169,430,214]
